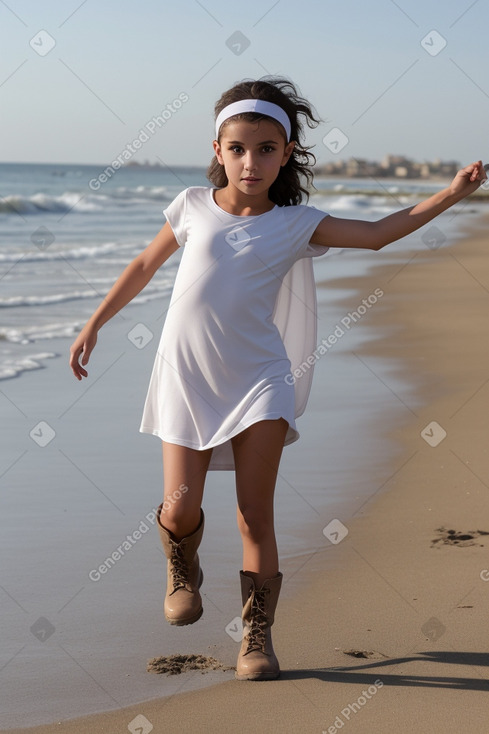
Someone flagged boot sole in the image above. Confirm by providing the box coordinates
[165,606,203,626]
[234,670,280,681]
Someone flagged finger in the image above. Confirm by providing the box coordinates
[73,342,90,367]
[469,162,480,181]
[80,340,95,366]
[74,365,88,380]
[69,347,82,369]
[70,347,88,379]
[461,163,475,181]
[474,161,486,181]
[70,362,84,379]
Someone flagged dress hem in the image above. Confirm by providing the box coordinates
[139,412,299,452]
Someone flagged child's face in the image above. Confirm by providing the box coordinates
[213,119,295,198]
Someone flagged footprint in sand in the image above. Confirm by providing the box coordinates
[342,649,389,660]
[147,653,234,676]
[431,526,489,548]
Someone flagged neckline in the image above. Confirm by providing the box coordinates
[210,188,278,218]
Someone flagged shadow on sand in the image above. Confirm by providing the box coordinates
[280,651,489,691]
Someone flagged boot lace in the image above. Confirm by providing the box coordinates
[245,589,269,653]
[169,544,189,591]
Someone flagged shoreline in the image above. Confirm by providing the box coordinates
[2,211,489,733]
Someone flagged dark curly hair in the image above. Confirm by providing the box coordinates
[207,76,321,206]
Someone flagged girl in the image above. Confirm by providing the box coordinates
[70,76,486,681]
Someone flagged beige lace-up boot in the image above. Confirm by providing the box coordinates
[235,571,282,680]
[157,505,204,625]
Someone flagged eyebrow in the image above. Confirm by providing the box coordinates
[226,139,279,145]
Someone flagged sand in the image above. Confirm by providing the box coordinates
[3,210,489,733]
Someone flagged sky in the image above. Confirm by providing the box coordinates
[1,0,488,167]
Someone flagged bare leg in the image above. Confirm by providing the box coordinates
[231,419,288,588]
[161,441,213,540]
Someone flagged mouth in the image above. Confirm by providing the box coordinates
[241,177,261,182]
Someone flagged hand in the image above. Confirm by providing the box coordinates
[69,326,98,380]
[448,160,488,198]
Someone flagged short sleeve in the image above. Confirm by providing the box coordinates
[163,188,188,247]
[286,204,330,261]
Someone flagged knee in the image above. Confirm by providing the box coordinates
[237,505,274,543]
[159,487,200,539]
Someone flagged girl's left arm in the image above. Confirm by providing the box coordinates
[310,160,487,251]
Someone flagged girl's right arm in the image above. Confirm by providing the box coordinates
[69,221,179,380]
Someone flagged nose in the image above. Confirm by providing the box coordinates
[243,152,257,172]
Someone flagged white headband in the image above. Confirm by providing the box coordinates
[215,99,291,141]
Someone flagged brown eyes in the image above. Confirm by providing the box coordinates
[228,146,275,154]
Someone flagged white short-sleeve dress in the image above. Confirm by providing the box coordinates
[139,186,329,470]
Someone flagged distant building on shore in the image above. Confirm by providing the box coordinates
[317,154,460,179]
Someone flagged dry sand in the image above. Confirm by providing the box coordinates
[4,212,489,733]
